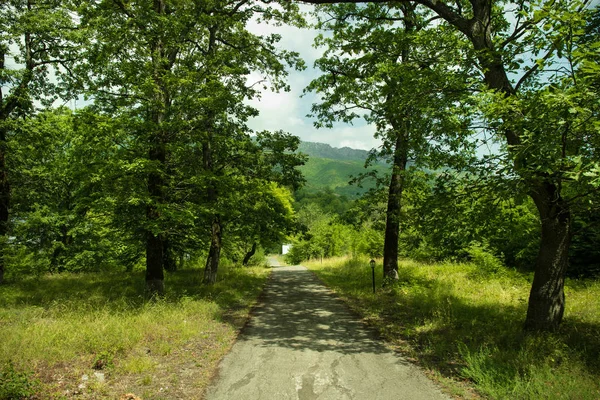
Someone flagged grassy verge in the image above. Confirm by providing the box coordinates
[306,256,600,399]
[0,263,270,399]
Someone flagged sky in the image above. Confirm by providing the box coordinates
[246,6,381,151]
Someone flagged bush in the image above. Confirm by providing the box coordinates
[0,362,39,400]
[355,226,384,259]
[284,241,308,265]
[467,242,505,275]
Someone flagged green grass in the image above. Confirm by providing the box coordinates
[0,263,270,399]
[306,256,600,399]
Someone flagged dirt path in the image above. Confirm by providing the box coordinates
[204,265,449,400]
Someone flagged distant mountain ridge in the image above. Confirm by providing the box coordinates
[297,141,372,162]
[296,141,388,198]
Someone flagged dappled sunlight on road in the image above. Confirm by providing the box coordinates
[205,266,448,400]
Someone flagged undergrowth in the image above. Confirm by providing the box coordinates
[0,262,270,399]
[306,256,600,399]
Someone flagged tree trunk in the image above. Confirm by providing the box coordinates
[163,238,177,272]
[524,184,571,331]
[145,142,166,295]
[382,132,408,281]
[146,227,164,295]
[242,242,257,266]
[202,130,222,283]
[204,216,222,284]
[467,4,571,331]
[382,4,413,282]
[0,127,7,284]
[145,0,170,295]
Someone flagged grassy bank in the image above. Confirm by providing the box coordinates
[0,264,270,399]
[306,257,600,399]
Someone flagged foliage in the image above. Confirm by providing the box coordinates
[285,199,386,263]
[301,0,600,331]
[0,362,39,400]
[307,2,477,170]
[73,0,305,285]
[295,188,353,216]
[466,242,506,277]
[0,1,307,285]
[399,172,541,269]
[226,181,298,263]
[6,108,133,275]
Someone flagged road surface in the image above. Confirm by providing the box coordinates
[204,262,449,400]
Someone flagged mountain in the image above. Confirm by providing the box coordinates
[297,141,372,161]
[297,141,389,198]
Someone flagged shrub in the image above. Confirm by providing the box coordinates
[284,241,308,265]
[0,362,39,400]
[467,242,505,275]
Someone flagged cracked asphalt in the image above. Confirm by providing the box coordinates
[204,263,449,400]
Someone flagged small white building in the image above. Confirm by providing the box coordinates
[282,244,291,255]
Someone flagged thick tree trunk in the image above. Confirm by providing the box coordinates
[242,242,257,266]
[383,5,413,282]
[382,133,408,281]
[204,216,222,284]
[524,184,571,331]
[467,6,571,331]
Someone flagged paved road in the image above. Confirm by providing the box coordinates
[204,263,449,400]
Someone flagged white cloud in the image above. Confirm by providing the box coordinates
[245,5,381,151]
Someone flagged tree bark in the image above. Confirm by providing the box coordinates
[242,242,257,266]
[202,129,222,284]
[145,128,167,294]
[204,216,222,284]
[382,4,413,282]
[0,126,8,284]
[163,238,177,272]
[145,142,166,295]
[525,183,571,331]
[467,9,572,331]
[382,133,408,281]
[144,0,171,295]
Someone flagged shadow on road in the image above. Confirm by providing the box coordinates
[239,266,400,358]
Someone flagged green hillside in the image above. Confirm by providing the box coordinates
[297,142,389,198]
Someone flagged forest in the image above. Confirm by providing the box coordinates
[1,0,599,398]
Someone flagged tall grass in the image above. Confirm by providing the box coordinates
[0,263,269,399]
[307,256,600,399]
